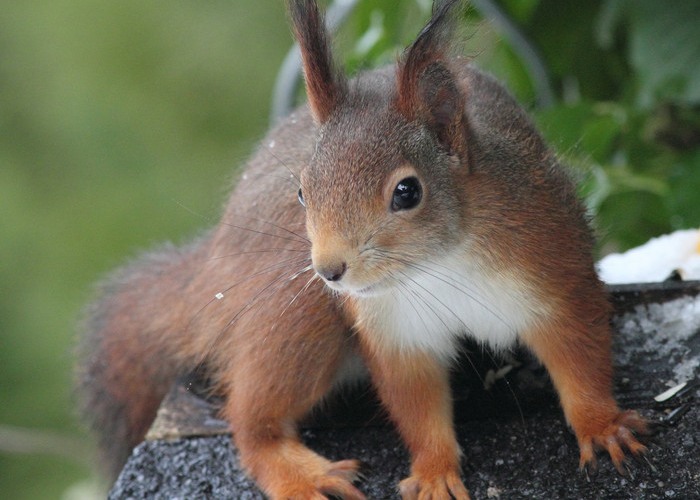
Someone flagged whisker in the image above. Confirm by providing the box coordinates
[206,248,309,262]
[220,261,308,332]
[221,213,310,244]
[265,268,319,336]
[337,293,352,313]
[288,263,315,283]
[237,171,300,188]
[262,145,302,185]
[217,220,308,245]
[396,269,522,420]
[391,274,443,348]
[376,249,512,332]
[394,269,486,387]
[186,255,309,336]
[171,198,217,224]
[195,258,311,367]
[496,362,526,427]
[365,249,522,413]
[395,268,473,337]
[217,256,309,300]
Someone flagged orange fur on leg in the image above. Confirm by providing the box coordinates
[522,312,648,473]
[216,284,366,499]
[236,432,364,500]
[223,368,366,500]
[360,343,470,500]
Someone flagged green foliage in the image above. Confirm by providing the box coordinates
[626,0,700,107]
[524,0,700,251]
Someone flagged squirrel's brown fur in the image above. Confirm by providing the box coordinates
[77,1,648,498]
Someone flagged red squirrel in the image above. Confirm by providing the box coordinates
[77,0,648,498]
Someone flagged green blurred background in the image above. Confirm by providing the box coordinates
[1,0,698,498]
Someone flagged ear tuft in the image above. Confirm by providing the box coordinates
[395,0,467,156]
[287,0,346,124]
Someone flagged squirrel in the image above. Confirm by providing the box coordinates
[76,0,649,498]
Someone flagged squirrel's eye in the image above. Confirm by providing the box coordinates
[391,177,422,211]
[297,187,306,207]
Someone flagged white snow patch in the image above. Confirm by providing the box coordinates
[597,230,700,386]
[598,228,700,284]
[617,295,700,384]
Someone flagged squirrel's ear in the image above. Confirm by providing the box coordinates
[395,0,467,157]
[288,0,346,124]
[413,62,467,157]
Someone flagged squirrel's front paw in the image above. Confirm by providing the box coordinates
[399,470,470,500]
[264,458,366,500]
[578,409,649,475]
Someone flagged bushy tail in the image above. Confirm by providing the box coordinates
[76,242,198,480]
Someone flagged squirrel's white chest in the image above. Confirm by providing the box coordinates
[356,252,547,361]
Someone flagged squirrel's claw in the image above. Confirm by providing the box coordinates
[317,459,366,500]
[578,410,649,477]
[399,470,470,500]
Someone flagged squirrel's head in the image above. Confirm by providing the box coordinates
[289,0,469,297]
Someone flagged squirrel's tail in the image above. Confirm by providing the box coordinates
[76,242,200,480]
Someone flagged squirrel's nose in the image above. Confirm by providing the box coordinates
[316,261,347,282]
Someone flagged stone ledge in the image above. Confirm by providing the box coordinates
[109,282,700,499]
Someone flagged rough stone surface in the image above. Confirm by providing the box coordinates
[110,293,700,499]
